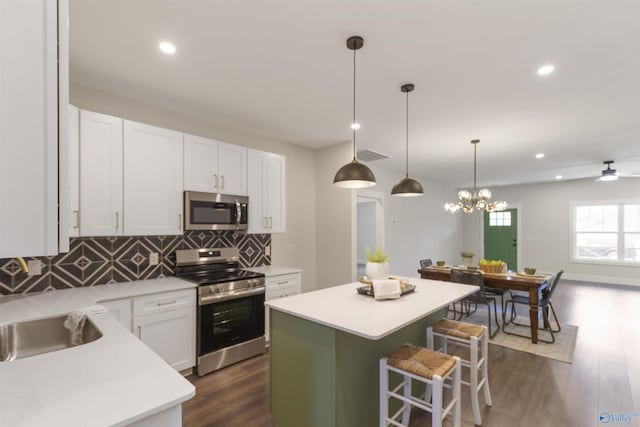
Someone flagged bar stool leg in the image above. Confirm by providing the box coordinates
[432,375,443,427]
[482,330,493,406]
[453,356,462,427]
[379,358,388,427]
[401,374,411,425]
[470,336,481,426]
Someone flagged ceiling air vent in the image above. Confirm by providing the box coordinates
[357,149,390,162]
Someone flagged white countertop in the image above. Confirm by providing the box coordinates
[0,278,196,427]
[244,265,302,277]
[266,277,478,340]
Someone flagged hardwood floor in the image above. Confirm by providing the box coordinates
[183,280,640,427]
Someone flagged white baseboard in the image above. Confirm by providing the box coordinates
[563,272,640,287]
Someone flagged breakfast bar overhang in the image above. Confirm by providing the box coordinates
[266,278,478,427]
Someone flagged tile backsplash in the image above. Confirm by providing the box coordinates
[0,231,270,295]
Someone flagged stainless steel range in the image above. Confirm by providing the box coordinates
[175,247,266,376]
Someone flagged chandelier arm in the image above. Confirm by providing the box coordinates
[473,140,477,192]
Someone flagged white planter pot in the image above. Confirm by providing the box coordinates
[461,257,473,266]
[366,262,390,280]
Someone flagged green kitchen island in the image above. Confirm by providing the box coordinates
[266,277,478,427]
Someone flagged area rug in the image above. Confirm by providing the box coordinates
[461,308,578,364]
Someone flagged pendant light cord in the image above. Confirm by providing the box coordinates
[405,90,409,177]
[352,46,357,160]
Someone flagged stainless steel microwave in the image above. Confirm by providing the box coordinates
[184,191,248,231]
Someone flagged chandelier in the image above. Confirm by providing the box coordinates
[444,139,507,213]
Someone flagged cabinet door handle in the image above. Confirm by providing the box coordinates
[137,325,142,339]
[115,212,119,230]
[263,217,267,228]
[178,214,182,230]
[277,281,288,285]
[269,217,273,228]
[221,175,225,189]
[214,174,218,188]
[157,300,177,306]
[73,210,80,229]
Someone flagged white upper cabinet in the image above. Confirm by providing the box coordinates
[184,135,247,196]
[80,110,124,236]
[218,142,248,196]
[0,0,67,257]
[65,105,80,241]
[124,120,184,235]
[248,149,286,234]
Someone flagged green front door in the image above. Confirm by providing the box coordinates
[484,208,517,271]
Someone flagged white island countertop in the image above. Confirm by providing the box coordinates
[266,277,478,340]
[0,277,196,427]
[244,265,302,276]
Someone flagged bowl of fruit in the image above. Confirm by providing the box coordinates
[478,259,504,273]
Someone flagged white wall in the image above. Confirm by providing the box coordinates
[462,178,640,286]
[71,83,318,291]
[357,201,376,263]
[314,142,355,289]
[364,165,463,279]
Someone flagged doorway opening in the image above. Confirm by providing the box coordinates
[356,190,385,279]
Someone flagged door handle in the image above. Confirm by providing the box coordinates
[115,211,119,230]
[221,175,225,189]
[137,325,142,340]
[73,210,80,229]
[214,174,218,188]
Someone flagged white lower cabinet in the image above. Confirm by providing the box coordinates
[265,272,302,343]
[100,289,196,371]
[133,308,195,372]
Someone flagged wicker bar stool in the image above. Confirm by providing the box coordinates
[380,344,461,427]
[427,319,492,426]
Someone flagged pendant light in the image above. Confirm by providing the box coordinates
[391,83,424,197]
[333,36,376,189]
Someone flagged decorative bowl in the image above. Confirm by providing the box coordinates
[436,261,445,266]
[524,267,536,275]
[467,265,479,271]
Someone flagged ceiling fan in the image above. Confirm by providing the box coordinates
[595,160,640,182]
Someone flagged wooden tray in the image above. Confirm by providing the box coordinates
[356,279,416,297]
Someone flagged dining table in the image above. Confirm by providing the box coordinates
[418,266,551,344]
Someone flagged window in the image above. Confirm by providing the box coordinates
[489,211,511,227]
[572,202,640,264]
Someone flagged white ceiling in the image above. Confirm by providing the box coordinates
[69,0,640,188]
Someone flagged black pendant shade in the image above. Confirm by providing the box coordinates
[333,36,376,189]
[334,159,377,189]
[391,176,424,196]
[391,83,423,197]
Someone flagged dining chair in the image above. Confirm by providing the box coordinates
[484,265,512,324]
[419,259,433,269]
[502,270,564,343]
[450,269,500,338]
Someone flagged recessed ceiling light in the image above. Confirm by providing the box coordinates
[159,42,176,55]
[555,175,563,180]
[537,65,554,76]
[535,153,545,159]
[351,123,360,130]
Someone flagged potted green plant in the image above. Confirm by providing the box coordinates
[460,251,475,267]
[365,247,390,280]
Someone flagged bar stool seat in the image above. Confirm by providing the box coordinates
[427,319,492,426]
[380,344,461,427]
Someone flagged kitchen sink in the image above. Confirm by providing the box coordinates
[0,314,103,362]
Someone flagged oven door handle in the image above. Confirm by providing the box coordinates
[199,286,266,305]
